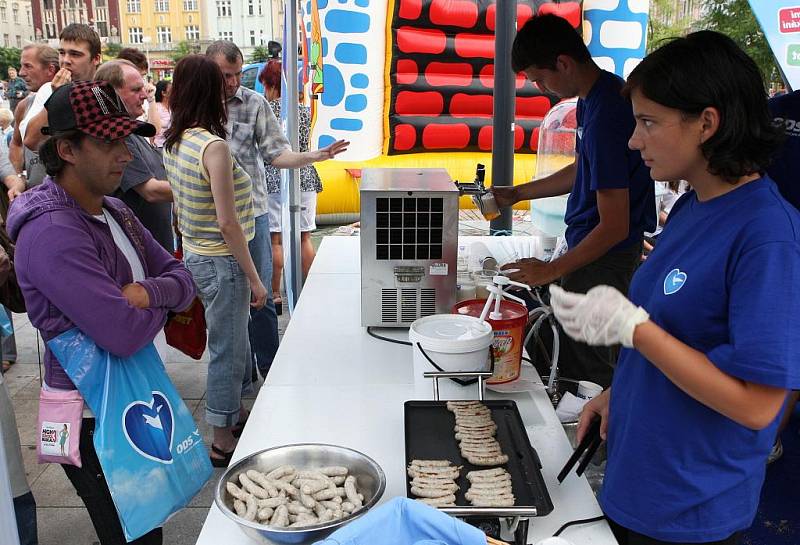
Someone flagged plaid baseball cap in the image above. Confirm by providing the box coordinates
[42,81,156,141]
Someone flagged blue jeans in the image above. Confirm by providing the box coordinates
[13,492,37,545]
[248,213,280,377]
[185,251,253,428]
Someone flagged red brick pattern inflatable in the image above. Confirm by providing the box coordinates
[387,0,582,155]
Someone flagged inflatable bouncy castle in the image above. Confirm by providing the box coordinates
[298,0,649,222]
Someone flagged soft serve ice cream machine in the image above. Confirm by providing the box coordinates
[360,168,459,327]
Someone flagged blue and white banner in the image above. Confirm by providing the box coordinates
[750,1,800,90]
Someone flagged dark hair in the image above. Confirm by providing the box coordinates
[624,31,782,183]
[59,24,101,60]
[116,47,148,72]
[258,60,281,95]
[155,79,170,103]
[205,40,243,64]
[39,130,85,176]
[268,40,282,59]
[165,55,227,152]
[511,15,591,72]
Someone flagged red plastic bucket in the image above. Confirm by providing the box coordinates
[453,299,529,384]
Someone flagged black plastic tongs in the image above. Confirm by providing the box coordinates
[557,418,603,484]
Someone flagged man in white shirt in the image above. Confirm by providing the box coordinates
[8,44,59,195]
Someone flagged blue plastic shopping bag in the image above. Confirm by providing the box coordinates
[0,305,12,337]
[49,328,212,542]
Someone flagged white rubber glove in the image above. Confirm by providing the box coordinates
[549,284,649,348]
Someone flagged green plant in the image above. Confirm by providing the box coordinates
[701,0,781,87]
[171,40,200,62]
[0,47,22,76]
[103,41,123,61]
[249,45,270,63]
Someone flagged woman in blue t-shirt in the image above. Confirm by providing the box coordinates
[549,31,800,545]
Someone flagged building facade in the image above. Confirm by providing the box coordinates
[0,0,36,49]
[118,0,207,78]
[203,0,275,57]
[30,0,120,43]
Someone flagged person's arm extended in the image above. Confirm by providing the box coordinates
[632,321,787,430]
[549,188,630,277]
[255,96,348,169]
[203,140,266,307]
[132,178,173,203]
[9,98,26,173]
[270,141,349,169]
[503,187,629,286]
[492,161,576,207]
[23,109,47,151]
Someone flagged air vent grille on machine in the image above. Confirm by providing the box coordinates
[420,288,436,317]
[381,289,398,323]
[375,197,443,260]
[380,288,437,324]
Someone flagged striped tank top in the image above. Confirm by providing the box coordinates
[163,127,255,256]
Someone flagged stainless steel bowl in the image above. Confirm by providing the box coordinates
[214,443,387,544]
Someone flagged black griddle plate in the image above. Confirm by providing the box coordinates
[404,400,554,516]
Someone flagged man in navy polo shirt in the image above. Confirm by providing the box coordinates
[767,89,800,463]
[769,90,800,208]
[495,15,655,387]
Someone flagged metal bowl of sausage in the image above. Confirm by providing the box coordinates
[215,443,387,544]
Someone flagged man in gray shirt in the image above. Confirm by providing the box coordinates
[207,41,348,381]
[95,59,174,252]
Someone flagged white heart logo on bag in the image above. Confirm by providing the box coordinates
[122,391,175,464]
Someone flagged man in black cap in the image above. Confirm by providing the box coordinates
[6,81,196,545]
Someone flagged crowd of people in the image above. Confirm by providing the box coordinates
[0,11,796,545]
[0,22,347,545]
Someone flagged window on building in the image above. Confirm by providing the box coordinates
[0,7,6,22]
[183,0,196,10]
[247,0,253,15]
[216,0,231,17]
[155,0,168,12]
[249,30,255,46]
[95,0,106,5]
[185,25,199,40]
[157,26,171,44]
[42,0,52,9]
[128,26,143,44]
[126,0,140,13]
[15,35,20,47]
[12,4,17,22]
[96,21,107,37]
[3,34,8,47]
[218,31,233,41]
[257,0,262,15]
[25,7,29,24]
[45,23,55,38]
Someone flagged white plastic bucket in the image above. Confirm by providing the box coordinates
[409,314,493,400]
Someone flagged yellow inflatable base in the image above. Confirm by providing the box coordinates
[314,152,537,223]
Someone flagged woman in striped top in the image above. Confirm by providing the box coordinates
[163,55,267,467]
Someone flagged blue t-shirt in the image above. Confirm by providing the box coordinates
[600,176,800,542]
[564,70,655,251]
[768,91,800,210]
